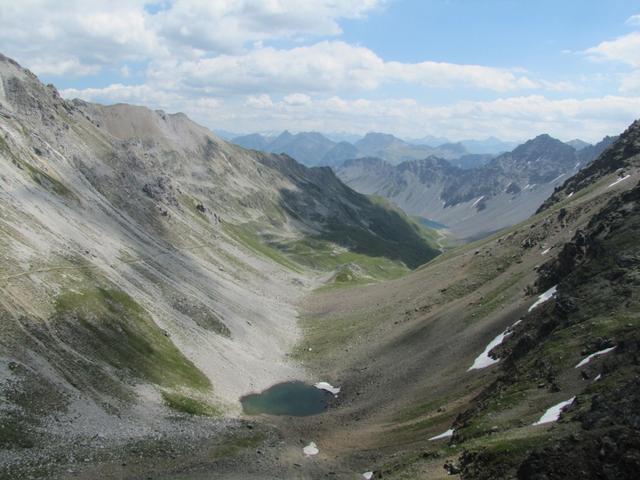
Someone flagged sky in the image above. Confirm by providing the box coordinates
[1,0,639,142]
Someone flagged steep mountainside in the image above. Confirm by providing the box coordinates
[0,53,439,478]
[292,120,639,480]
[337,134,615,240]
[540,123,637,211]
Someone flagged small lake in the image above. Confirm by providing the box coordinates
[240,381,329,416]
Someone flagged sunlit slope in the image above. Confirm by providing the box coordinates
[294,124,639,478]
[0,51,439,457]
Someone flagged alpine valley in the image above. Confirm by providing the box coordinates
[1,51,639,480]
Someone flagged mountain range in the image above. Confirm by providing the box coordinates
[232,129,599,171]
[232,130,525,168]
[336,133,616,240]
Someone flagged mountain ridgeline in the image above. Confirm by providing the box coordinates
[232,130,498,168]
[336,134,615,240]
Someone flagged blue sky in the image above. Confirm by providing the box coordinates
[1,0,639,141]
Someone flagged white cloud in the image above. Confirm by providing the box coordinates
[148,41,542,94]
[61,83,176,106]
[626,14,640,26]
[245,94,274,109]
[620,71,640,93]
[153,0,385,55]
[6,1,632,142]
[284,93,312,106]
[0,1,161,74]
[61,82,639,143]
[585,31,640,68]
[29,57,100,77]
[0,1,384,74]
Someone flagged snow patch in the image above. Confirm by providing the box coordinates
[468,331,510,370]
[594,374,602,381]
[541,247,551,255]
[472,195,485,207]
[468,320,521,370]
[575,346,615,368]
[429,429,454,441]
[550,173,565,184]
[533,397,575,425]
[567,192,574,198]
[363,472,374,479]
[303,442,319,456]
[314,381,340,396]
[608,174,630,188]
[528,285,557,312]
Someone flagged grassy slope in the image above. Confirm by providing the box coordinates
[288,170,639,478]
[51,287,211,391]
[222,192,441,287]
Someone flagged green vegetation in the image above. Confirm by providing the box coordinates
[52,287,211,390]
[180,194,210,225]
[23,162,74,198]
[161,391,221,416]
[278,236,410,283]
[0,415,35,449]
[171,296,231,337]
[291,307,392,366]
[213,431,266,459]
[0,134,9,154]
[460,433,553,478]
[223,223,302,272]
[220,191,441,289]
[317,216,437,271]
[466,271,528,324]
[0,136,75,199]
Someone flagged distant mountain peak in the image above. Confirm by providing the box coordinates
[566,138,591,151]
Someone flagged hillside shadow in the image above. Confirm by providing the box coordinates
[277,183,439,269]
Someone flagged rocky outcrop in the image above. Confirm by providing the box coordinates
[539,121,640,211]
[455,174,640,479]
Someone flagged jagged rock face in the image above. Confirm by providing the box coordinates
[489,134,577,184]
[576,135,617,165]
[540,121,640,211]
[336,133,609,240]
[455,180,640,479]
